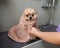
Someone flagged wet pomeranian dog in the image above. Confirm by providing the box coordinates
[8,8,39,43]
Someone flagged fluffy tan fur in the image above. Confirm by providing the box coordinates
[8,8,39,43]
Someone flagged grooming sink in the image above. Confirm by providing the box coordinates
[22,40,44,48]
[22,40,60,48]
[1,25,60,48]
[1,32,60,48]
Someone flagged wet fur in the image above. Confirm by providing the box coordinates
[8,8,39,43]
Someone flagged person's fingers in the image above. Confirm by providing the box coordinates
[31,27,35,30]
[31,27,37,30]
[29,25,33,28]
[29,21,36,25]
[27,27,31,31]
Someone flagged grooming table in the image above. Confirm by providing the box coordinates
[0,25,56,48]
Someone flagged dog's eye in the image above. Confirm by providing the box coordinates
[32,14,34,16]
[26,15,28,17]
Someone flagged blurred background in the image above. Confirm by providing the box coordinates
[0,0,60,32]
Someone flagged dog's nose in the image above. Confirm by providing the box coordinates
[29,17,32,20]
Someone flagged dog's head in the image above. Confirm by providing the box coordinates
[23,8,37,21]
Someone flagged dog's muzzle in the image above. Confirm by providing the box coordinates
[29,17,32,20]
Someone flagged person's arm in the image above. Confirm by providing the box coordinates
[28,27,60,45]
[35,32,60,45]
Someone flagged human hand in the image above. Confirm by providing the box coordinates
[28,27,40,35]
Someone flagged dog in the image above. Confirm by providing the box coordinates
[8,8,39,43]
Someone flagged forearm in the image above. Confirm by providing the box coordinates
[34,31,60,45]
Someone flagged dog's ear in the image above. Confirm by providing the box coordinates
[32,8,37,14]
[33,8,36,11]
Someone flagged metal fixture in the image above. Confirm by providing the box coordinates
[41,0,55,28]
